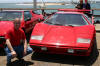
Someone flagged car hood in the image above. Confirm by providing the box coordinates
[30,23,95,48]
[0,21,13,36]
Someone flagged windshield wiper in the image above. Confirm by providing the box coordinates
[45,21,54,24]
[2,19,10,21]
[53,23,63,26]
[65,24,75,27]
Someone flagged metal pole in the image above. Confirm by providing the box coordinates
[41,0,46,8]
[33,0,37,10]
[41,0,46,15]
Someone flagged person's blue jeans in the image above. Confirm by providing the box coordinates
[5,45,33,64]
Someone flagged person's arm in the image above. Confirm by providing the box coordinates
[75,4,80,9]
[6,39,17,57]
[23,39,27,56]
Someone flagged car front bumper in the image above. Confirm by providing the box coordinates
[30,43,91,56]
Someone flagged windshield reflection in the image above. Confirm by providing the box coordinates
[44,13,89,26]
[0,11,22,21]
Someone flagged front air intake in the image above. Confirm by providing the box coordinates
[0,36,6,44]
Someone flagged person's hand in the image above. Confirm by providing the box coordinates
[23,49,27,56]
[11,51,17,58]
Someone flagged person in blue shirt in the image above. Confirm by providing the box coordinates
[85,0,91,10]
[84,0,91,17]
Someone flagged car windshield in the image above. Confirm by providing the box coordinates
[44,13,89,26]
[0,11,22,21]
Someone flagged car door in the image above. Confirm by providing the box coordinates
[24,11,35,33]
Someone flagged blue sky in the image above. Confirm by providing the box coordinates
[0,0,98,3]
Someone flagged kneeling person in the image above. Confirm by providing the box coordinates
[5,18,33,65]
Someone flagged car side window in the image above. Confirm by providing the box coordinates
[24,11,32,21]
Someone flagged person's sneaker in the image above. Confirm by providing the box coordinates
[18,58,25,63]
[6,63,12,66]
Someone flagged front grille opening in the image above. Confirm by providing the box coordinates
[0,36,6,44]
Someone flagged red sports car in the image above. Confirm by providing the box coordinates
[29,9,96,56]
[0,10,43,48]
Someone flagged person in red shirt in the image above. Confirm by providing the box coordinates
[5,18,33,65]
[75,0,85,9]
